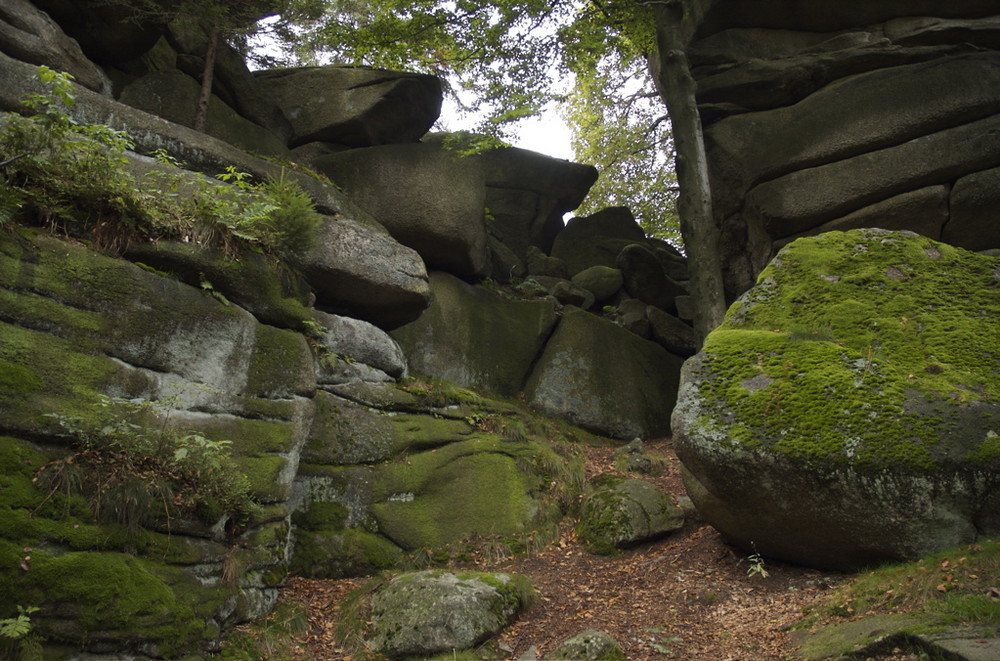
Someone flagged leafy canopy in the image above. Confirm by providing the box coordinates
[265,0,679,243]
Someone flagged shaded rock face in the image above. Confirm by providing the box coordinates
[391,272,558,397]
[672,229,1000,570]
[683,2,1000,299]
[526,308,685,440]
[315,142,492,278]
[0,230,314,652]
[0,0,111,94]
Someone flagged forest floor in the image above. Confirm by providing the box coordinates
[256,439,928,661]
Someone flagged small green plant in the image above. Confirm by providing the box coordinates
[0,66,322,259]
[0,606,42,661]
[220,602,309,660]
[746,546,770,579]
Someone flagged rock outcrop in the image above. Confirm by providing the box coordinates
[675,1,1000,299]
[672,229,1000,570]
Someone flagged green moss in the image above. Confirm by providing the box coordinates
[231,454,288,502]
[0,321,119,435]
[796,538,1000,656]
[0,549,216,653]
[290,527,403,578]
[696,230,1000,471]
[372,438,536,550]
[244,324,313,398]
[293,501,349,531]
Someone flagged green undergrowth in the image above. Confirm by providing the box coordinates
[695,230,1000,471]
[798,538,1000,633]
[219,602,309,661]
[0,66,322,261]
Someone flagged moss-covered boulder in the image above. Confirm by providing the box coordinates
[367,570,534,658]
[576,475,684,555]
[672,229,1000,570]
[525,307,684,439]
[392,271,559,397]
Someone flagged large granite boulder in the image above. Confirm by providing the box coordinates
[550,207,647,276]
[391,272,559,397]
[672,229,1000,571]
[254,65,442,148]
[293,215,431,330]
[679,3,1000,299]
[310,310,408,380]
[525,307,684,439]
[315,142,491,277]
[31,0,164,65]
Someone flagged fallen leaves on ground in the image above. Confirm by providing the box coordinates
[270,439,847,660]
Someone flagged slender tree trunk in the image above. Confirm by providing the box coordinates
[648,1,727,346]
[193,21,220,133]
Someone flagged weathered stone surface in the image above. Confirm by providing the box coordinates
[293,215,430,330]
[775,186,948,249]
[304,392,396,466]
[315,143,491,277]
[695,42,979,116]
[551,207,647,276]
[392,272,558,397]
[672,229,1000,570]
[885,15,1000,48]
[708,53,1000,217]
[118,70,291,159]
[572,265,624,304]
[255,65,442,148]
[526,245,570,278]
[371,438,552,550]
[550,630,625,661]
[312,310,408,379]
[0,0,111,94]
[615,298,651,339]
[551,280,595,309]
[577,474,684,555]
[525,307,684,439]
[647,306,697,357]
[368,571,532,657]
[744,111,1000,240]
[946,166,1000,251]
[476,146,598,258]
[0,229,315,652]
[124,240,314,330]
[32,0,164,64]
[617,243,686,313]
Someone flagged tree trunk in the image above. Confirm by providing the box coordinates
[648,1,727,345]
[193,21,220,133]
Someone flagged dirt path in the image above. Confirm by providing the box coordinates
[269,439,850,660]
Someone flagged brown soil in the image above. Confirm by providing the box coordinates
[262,439,920,660]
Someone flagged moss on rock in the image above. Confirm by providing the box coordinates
[673,229,1000,570]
